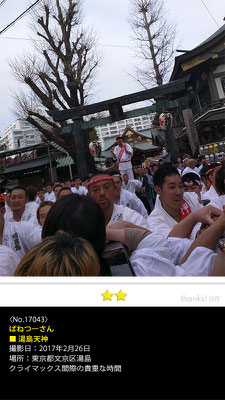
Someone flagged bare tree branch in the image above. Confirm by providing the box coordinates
[8,0,101,156]
[128,0,178,88]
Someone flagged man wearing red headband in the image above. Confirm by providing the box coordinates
[201,163,221,202]
[181,172,202,200]
[111,137,134,180]
[88,173,149,228]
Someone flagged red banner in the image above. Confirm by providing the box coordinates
[0,151,37,168]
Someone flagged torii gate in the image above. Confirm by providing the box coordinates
[48,75,191,179]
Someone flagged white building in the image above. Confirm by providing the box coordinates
[96,108,155,150]
[0,119,42,150]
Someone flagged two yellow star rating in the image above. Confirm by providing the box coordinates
[101,290,127,301]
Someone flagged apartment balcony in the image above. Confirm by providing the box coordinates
[194,99,225,124]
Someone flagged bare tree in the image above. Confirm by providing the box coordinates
[128,0,178,88]
[9,0,101,151]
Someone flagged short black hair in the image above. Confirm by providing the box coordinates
[153,162,180,188]
[58,187,72,196]
[206,162,221,176]
[181,172,201,183]
[10,186,28,197]
[200,165,209,178]
[53,184,63,190]
[26,186,38,201]
[110,172,122,181]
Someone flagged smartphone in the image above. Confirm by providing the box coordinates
[102,241,135,276]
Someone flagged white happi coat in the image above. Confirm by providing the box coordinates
[209,194,225,211]
[201,184,218,201]
[147,191,202,239]
[2,220,42,259]
[118,188,148,218]
[113,143,133,171]
[4,203,36,223]
[0,245,21,276]
[71,186,88,195]
[129,233,217,276]
[122,179,142,194]
[44,191,56,202]
[107,204,149,229]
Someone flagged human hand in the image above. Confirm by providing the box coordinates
[193,205,223,226]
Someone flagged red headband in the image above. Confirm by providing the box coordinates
[206,166,221,176]
[0,193,6,203]
[87,176,114,187]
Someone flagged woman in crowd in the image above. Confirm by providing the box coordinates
[14,232,100,276]
[16,192,225,277]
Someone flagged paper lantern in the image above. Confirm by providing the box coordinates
[159,112,173,131]
[89,141,101,157]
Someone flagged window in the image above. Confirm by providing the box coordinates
[221,76,225,94]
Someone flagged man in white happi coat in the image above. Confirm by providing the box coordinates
[71,176,88,195]
[181,172,203,200]
[106,204,224,276]
[201,163,221,202]
[5,186,35,223]
[112,174,148,218]
[88,173,149,229]
[122,173,142,194]
[0,204,42,260]
[44,183,56,202]
[0,245,21,276]
[147,163,203,239]
[208,163,225,211]
[111,137,134,180]
[36,187,45,205]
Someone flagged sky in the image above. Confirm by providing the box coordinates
[0,0,224,136]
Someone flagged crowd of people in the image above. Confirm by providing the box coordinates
[0,153,225,277]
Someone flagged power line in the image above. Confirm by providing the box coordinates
[0,36,134,49]
[0,36,37,41]
[200,0,220,28]
[0,0,7,7]
[0,0,41,36]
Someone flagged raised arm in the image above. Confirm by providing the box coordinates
[180,208,225,264]
[168,205,222,239]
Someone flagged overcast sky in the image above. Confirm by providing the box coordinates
[0,0,224,136]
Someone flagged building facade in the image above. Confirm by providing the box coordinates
[96,110,155,150]
[170,24,225,155]
[0,119,42,150]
